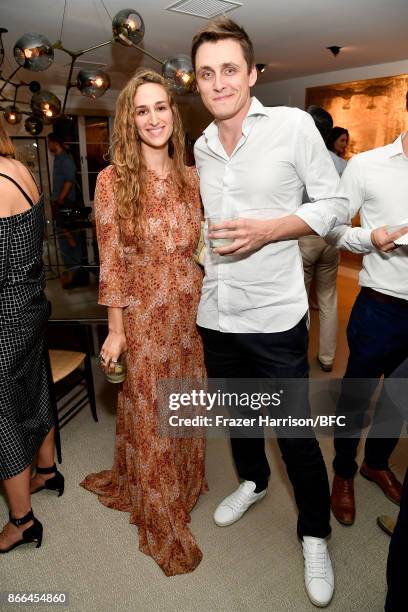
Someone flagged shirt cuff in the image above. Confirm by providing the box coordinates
[295,207,327,237]
[357,228,373,251]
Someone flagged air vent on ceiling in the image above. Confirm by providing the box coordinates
[166,0,243,20]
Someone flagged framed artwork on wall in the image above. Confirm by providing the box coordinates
[305,74,408,156]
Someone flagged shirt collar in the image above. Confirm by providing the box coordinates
[388,133,407,158]
[203,96,268,139]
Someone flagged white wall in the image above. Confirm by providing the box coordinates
[253,58,408,109]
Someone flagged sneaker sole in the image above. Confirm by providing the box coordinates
[306,589,334,608]
[213,490,267,527]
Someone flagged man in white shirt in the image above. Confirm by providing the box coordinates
[191,17,405,608]
[327,135,408,527]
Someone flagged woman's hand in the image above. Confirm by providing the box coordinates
[99,330,127,373]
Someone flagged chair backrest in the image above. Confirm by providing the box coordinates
[46,320,94,355]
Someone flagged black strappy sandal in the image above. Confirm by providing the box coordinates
[0,510,43,553]
[31,464,65,497]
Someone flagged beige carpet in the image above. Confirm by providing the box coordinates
[1,269,406,612]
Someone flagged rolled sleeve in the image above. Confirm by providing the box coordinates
[94,169,129,307]
[294,112,350,236]
[324,156,374,253]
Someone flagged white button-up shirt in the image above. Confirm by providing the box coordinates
[194,97,349,333]
[327,134,408,300]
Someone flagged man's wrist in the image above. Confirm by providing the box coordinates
[265,218,278,243]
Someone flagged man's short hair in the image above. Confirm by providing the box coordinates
[191,17,254,73]
[47,132,64,146]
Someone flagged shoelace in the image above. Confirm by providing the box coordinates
[225,484,254,511]
[304,547,328,578]
[342,479,353,493]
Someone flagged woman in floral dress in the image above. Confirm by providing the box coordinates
[81,69,206,576]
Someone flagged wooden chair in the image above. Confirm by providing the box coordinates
[46,321,98,462]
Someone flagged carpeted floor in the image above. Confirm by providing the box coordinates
[1,268,406,612]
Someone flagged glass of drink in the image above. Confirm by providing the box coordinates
[105,355,127,384]
[207,215,237,248]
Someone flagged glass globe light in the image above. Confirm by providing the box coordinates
[162,54,195,94]
[112,9,145,46]
[76,69,111,99]
[4,105,22,125]
[25,114,43,135]
[14,32,54,71]
[31,90,61,124]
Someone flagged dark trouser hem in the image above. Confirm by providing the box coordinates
[333,436,400,479]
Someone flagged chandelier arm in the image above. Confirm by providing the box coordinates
[116,35,163,65]
[61,55,77,114]
[135,46,164,66]
[0,65,22,96]
[0,94,31,106]
[13,84,19,106]
[53,38,112,58]
[77,39,113,55]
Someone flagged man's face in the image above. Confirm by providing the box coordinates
[195,38,257,121]
[47,139,58,155]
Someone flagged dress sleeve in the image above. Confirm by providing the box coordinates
[94,169,129,307]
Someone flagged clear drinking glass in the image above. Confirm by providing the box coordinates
[105,355,127,384]
[207,215,237,248]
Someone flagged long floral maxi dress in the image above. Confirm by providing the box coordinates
[80,165,207,576]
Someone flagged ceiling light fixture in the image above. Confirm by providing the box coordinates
[327,45,342,57]
[256,63,267,73]
[0,5,196,135]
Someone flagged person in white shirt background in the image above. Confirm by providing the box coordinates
[299,106,348,374]
[190,17,407,609]
[327,134,408,528]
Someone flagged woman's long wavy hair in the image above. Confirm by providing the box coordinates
[110,69,187,238]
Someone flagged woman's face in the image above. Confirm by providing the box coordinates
[133,83,174,149]
[334,133,348,156]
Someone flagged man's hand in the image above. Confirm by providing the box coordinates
[209,215,314,256]
[371,225,408,253]
[209,218,272,256]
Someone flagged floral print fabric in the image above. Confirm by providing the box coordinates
[81,165,207,576]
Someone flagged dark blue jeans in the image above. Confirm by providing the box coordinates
[199,315,331,540]
[333,289,408,478]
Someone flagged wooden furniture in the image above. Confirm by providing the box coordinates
[46,321,98,463]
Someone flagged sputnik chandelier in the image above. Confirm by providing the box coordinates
[0,7,195,135]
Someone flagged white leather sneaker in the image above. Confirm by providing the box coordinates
[302,536,334,607]
[213,481,267,527]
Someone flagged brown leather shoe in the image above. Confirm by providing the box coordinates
[360,462,402,505]
[330,474,355,525]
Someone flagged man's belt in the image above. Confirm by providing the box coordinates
[361,286,408,308]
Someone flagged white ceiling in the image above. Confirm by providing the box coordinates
[1,0,408,106]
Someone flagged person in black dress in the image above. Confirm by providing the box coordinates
[0,120,64,553]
